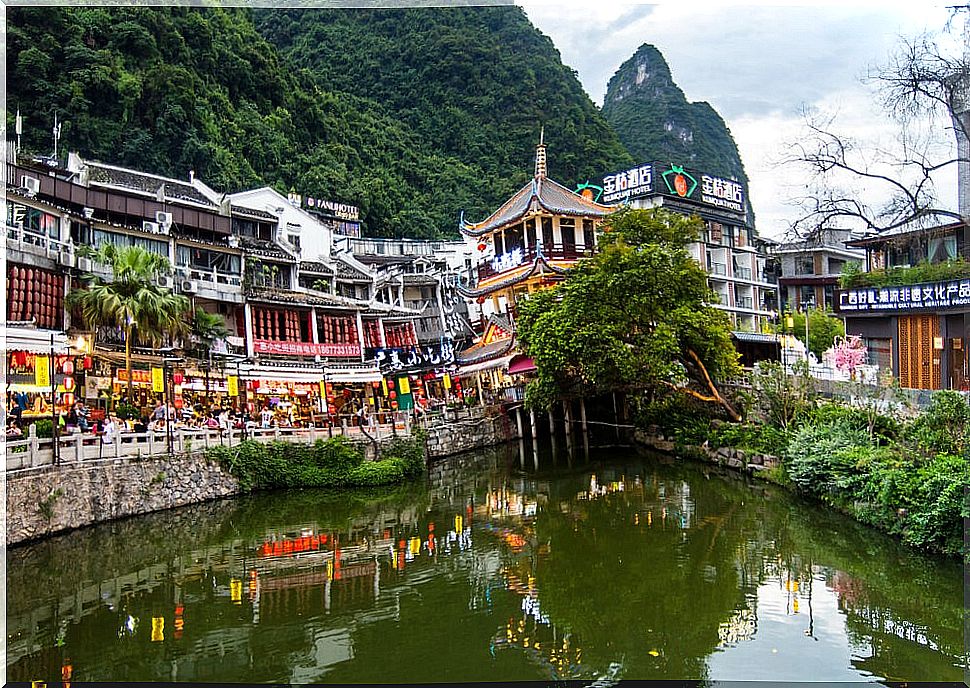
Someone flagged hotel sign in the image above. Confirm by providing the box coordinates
[595,162,746,213]
[836,280,970,314]
[287,192,360,221]
[254,339,361,357]
[601,164,653,203]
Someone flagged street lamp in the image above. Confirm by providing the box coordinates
[799,298,815,362]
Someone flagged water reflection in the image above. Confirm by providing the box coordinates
[7,446,965,683]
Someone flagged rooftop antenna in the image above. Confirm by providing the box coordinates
[52,112,62,161]
[15,109,22,156]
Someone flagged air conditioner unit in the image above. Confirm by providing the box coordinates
[83,207,95,219]
[142,221,159,234]
[156,211,173,226]
[77,257,93,272]
[21,175,40,196]
[58,251,75,268]
[227,236,239,248]
[156,275,175,289]
[181,279,199,294]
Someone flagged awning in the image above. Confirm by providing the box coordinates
[239,365,324,384]
[458,354,514,376]
[3,327,70,355]
[508,354,537,375]
[325,366,383,383]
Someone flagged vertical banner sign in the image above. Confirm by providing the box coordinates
[319,380,327,396]
[151,367,165,393]
[443,374,452,390]
[398,376,414,410]
[227,375,239,397]
[381,378,389,396]
[398,377,411,395]
[35,356,50,387]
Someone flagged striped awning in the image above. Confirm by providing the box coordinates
[3,327,70,355]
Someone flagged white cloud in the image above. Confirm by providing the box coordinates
[520,2,962,237]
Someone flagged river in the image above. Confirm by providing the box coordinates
[6,444,965,684]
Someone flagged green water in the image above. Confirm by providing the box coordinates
[6,445,966,684]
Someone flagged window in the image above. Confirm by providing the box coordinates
[708,222,723,244]
[541,217,553,246]
[176,246,241,274]
[864,337,892,370]
[231,218,272,241]
[582,219,594,250]
[94,229,168,257]
[288,234,301,250]
[559,218,576,248]
[7,202,60,239]
[795,257,815,275]
[525,219,536,247]
[928,236,957,263]
[828,258,845,275]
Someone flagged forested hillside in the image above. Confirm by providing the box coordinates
[603,44,752,217]
[7,6,632,238]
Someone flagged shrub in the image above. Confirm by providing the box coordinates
[347,459,406,487]
[33,419,54,438]
[807,402,898,444]
[905,390,970,456]
[115,403,140,420]
[710,422,789,456]
[785,420,871,498]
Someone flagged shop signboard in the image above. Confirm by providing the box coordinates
[600,164,654,203]
[595,161,746,214]
[368,340,456,372]
[253,340,361,357]
[836,280,970,314]
[227,375,239,397]
[151,367,165,393]
[34,356,50,387]
[117,369,152,384]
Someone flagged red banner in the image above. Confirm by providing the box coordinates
[253,340,361,357]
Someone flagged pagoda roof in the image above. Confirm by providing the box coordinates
[460,176,613,237]
[456,246,573,298]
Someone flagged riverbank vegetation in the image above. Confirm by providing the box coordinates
[639,364,970,557]
[205,433,426,491]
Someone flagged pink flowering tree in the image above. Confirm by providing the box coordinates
[827,335,868,374]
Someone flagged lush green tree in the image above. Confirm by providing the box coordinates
[783,308,846,358]
[191,308,230,406]
[67,244,190,400]
[517,207,741,419]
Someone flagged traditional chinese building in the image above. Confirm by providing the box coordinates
[455,138,614,393]
[835,220,970,390]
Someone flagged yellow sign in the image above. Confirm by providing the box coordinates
[398,377,411,395]
[319,380,327,396]
[409,537,421,554]
[227,375,239,397]
[151,367,165,393]
[381,378,388,396]
[443,374,451,390]
[454,514,463,533]
[230,578,242,604]
[34,356,50,387]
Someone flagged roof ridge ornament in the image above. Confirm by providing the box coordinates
[534,128,547,180]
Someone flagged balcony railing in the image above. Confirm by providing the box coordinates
[734,296,754,310]
[5,224,73,256]
[734,266,752,280]
[178,265,243,287]
[709,262,727,276]
[475,244,593,282]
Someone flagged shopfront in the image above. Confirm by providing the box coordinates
[5,327,85,427]
[836,280,970,390]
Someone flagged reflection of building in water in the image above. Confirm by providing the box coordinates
[717,605,758,647]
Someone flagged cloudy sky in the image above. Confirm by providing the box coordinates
[520,1,964,239]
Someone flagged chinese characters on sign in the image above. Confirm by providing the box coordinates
[490,248,525,274]
[253,340,361,357]
[836,280,970,313]
[700,174,745,213]
[369,341,456,372]
[602,164,653,203]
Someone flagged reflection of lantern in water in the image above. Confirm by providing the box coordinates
[151,617,164,642]
[230,579,243,604]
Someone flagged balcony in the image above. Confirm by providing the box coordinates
[708,262,727,276]
[733,266,752,280]
[177,265,244,303]
[475,244,593,282]
[734,296,754,310]
[5,223,73,268]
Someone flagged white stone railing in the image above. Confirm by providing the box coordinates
[5,418,414,474]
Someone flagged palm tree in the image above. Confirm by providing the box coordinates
[67,244,190,401]
[191,308,230,407]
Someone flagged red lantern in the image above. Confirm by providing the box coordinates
[62,376,75,391]
[387,379,395,389]
[476,296,486,305]
[62,393,75,406]
[83,356,93,370]
[389,391,397,400]
[62,360,74,375]
[372,381,380,389]
[391,400,399,409]
[477,242,487,252]
[173,371,184,385]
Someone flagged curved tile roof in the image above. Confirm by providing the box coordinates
[460,176,614,237]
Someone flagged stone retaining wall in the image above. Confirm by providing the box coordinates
[425,410,519,458]
[6,453,240,546]
[634,426,782,475]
